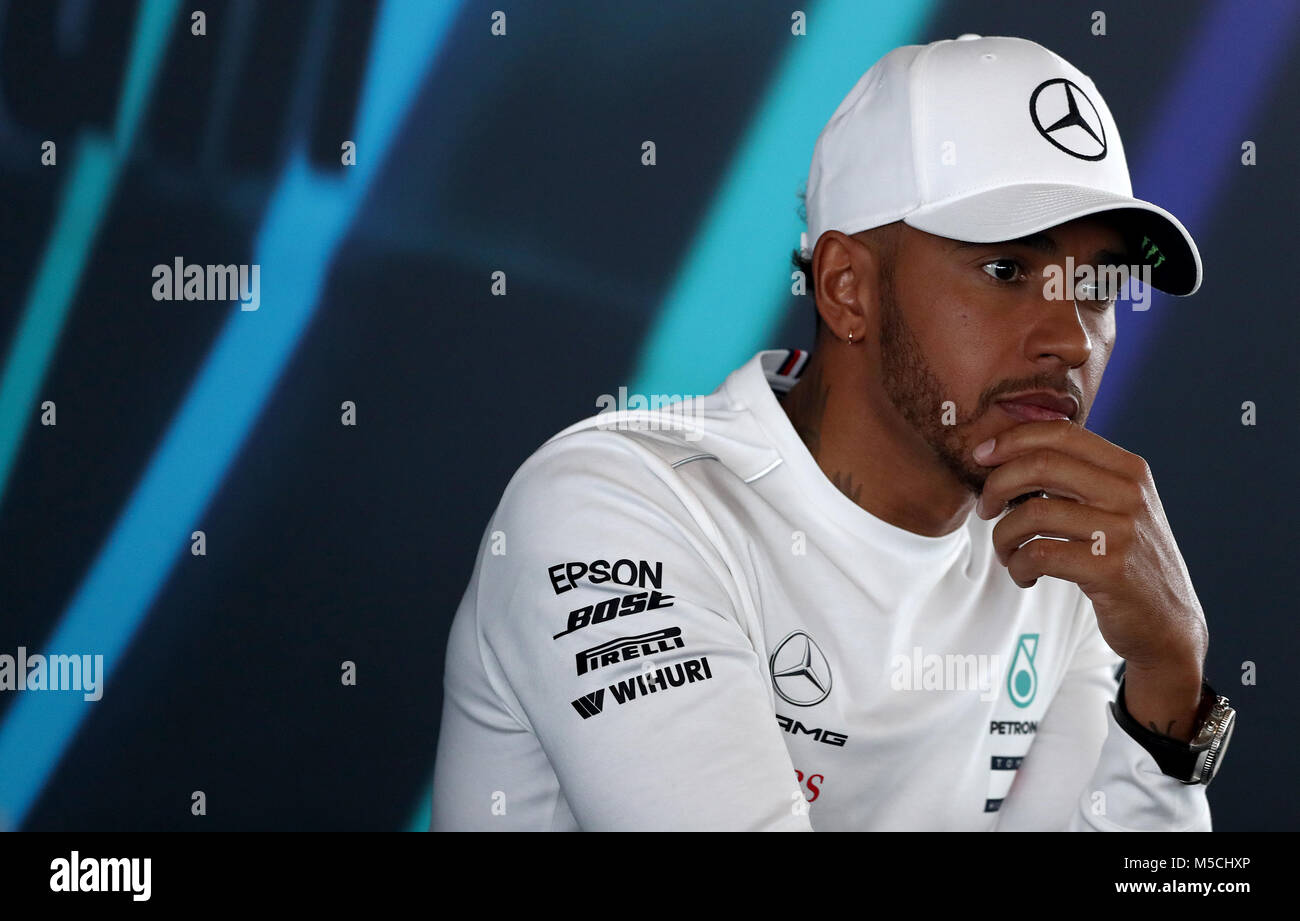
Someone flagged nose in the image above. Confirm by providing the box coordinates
[1024,285,1093,369]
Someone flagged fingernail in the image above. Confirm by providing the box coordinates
[973,438,995,463]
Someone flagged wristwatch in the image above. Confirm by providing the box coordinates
[1110,674,1236,786]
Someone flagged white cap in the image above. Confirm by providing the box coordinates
[803,35,1201,295]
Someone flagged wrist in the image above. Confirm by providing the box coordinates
[1111,673,1236,786]
[1120,659,1204,742]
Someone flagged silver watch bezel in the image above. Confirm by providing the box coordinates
[1191,696,1235,785]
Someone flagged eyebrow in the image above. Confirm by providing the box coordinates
[955,234,1128,266]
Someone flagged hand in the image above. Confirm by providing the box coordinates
[972,421,1208,681]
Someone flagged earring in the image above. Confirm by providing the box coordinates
[847,330,855,344]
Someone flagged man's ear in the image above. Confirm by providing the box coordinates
[813,230,878,342]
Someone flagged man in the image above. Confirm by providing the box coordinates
[431,35,1235,831]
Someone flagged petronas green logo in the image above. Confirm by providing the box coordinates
[1007,634,1039,708]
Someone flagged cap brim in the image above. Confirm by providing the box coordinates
[903,183,1202,296]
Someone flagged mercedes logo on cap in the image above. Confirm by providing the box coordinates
[1029,78,1107,161]
[769,630,833,707]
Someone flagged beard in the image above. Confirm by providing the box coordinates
[877,268,1003,497]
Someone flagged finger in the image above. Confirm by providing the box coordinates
[991,496,1128,567]
[973,419,1148,480]
[977,448,1137,519]
[1005,537,1100,589]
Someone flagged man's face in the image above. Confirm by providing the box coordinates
[870,216,1128,495]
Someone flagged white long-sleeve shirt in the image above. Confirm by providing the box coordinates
[431,349,1212,831]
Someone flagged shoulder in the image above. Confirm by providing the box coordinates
[494,407,741,535]
[476,422,747,629]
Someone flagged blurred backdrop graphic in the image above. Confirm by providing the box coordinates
[0,0,1296,831]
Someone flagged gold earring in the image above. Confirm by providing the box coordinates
[847,330,855,344]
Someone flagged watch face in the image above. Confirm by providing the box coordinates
[1193,695,1231,746]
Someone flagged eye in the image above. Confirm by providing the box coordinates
[980,258,1024,283]
[1074,274,1120,310]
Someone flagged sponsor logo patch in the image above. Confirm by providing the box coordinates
[575,627,685,675]
[570,656,713,719]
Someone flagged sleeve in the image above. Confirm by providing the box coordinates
[470,431,813,831]
[993,596,1212,831]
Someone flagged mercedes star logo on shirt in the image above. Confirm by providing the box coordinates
[769,630,833,707]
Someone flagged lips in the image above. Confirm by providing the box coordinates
[995,390,1078,422]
